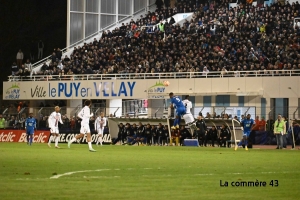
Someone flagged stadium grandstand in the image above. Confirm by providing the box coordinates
[2,0,300,148]
[10,0,300,79]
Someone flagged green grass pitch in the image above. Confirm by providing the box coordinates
[0,143,299,200]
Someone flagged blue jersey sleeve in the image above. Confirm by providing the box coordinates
[170,97,176,104]
[171,96,184,108]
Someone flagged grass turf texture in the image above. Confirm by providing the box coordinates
[0,143,299,200]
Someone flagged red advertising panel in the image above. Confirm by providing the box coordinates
[0,130,50,143]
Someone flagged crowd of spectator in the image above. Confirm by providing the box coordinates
[15,0,298,81]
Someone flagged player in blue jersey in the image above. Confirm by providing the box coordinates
[236,114,255,151]
[169,92,186,130]
[25,113,36,145]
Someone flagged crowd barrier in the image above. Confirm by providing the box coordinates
[7,69,300,82]
[0,128,112,144]
[2,119,298,145]
[0,130,50,143]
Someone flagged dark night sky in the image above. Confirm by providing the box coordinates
[0,0,67,93]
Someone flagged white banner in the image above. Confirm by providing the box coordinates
[3,76,300,100]
[3,79,177,100]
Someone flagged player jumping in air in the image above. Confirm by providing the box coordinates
[48,106,63,148]
[236,114,255,151]
[169,92,186,130]
[95,112,107,146]
[68,99,96,152]
[182,95,197,130]
[25,113,36,145]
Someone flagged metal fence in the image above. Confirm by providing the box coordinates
[6,69,300,82]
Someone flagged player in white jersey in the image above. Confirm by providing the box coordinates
[68,99,96,152]
[182,95,197,130]
[95,112,107,146]
[48,106,63,148]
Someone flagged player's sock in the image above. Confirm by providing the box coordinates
[30,136,33,145]
[27,135,30,144]
[96,135,100,145]
[88,142,93,149]
[70,137,77,143]
[48,135,54,144]
[99,136,103,146]
[55,136,59,147]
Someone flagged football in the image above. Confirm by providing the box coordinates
[163,80,170,86]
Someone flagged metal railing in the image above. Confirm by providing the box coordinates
[7,69,300,82]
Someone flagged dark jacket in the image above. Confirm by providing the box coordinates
[157,126,164,137]
[137,125,145,137]
[220,127,231,140]
[145,127,152,137]
[151,127,157,138]
[208,128,218,139]
[125,126,134,137]
[118,125,125,137]
[132,127,138,136]
[180,128,191,139]
[196,119,207,134]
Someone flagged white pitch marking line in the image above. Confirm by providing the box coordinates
[50,169,111,179]
[50,167,155,179]
[15,178,49,181]
[195,173,208,176]
[83,176,120,179]
[142,174,172,177]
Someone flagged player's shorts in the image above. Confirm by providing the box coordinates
[176,106,186,116]
[183,113,194,124]
[50,127,59,134]
[97,127,104,135]
[26,129,34,135]
[243,131,251,137]
[80,124,91,134]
